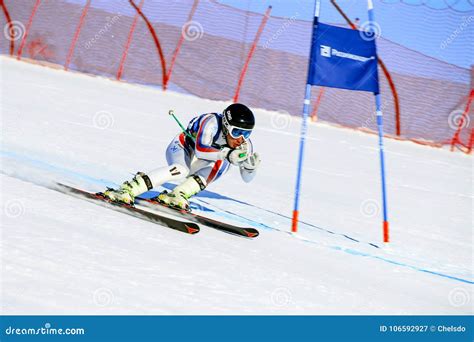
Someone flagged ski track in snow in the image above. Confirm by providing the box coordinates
[1,56,472,314]
[2,148,472,286]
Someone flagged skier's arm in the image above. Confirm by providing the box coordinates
[240,153,260,182]
[194,115,223,161]
[239,141,260,182]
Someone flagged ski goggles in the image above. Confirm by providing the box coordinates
[228,126,252,140]
[223,115,252,140]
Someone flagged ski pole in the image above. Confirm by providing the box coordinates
[169,109,195,141]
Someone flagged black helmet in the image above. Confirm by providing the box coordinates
[223,103,255,130]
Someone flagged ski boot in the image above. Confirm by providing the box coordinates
[157,175,206,211]
[103,172,153,205]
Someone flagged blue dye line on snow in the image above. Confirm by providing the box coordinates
[2,149,473,285]
[333,246,474,285]
[192,186,380,248]
[145,187,380,249]
[140,190,274,231]
[0,150,116,188]
[198,198,382,249]
[150,189,474,284]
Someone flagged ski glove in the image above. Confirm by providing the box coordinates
[241,152,261,171]
[221,146,248,165]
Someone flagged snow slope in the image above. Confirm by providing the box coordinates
[1,56,472,314]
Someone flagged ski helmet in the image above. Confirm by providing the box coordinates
[222,103,255,140]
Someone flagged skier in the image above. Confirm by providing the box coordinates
[103,103,261,210]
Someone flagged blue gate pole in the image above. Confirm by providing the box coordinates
[292,0,320,233]
[368,0,390,242]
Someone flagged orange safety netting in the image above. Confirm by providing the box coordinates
[1,0,472,151]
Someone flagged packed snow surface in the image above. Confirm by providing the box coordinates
[1,57,472,314]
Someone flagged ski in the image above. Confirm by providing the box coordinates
[135,197,259,238]
[54,183,200,235]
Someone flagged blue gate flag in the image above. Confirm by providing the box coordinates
[308,23,380,93]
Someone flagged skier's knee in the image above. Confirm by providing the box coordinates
[146,164,189,188]
[168,163,189,178]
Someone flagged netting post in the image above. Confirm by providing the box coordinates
[64,0,91,71]
[1,0,14,55]
[166,0,200,83]
[129,0,167,90]
[310,87,325,121]
[450,88,474,152]
[16,0,41,60]
[292,0,320,233]
[468,128,474,154]
[117,0,144,81]
[331,0,401,137]
[233,5,272,103]
[368,0,389,242]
